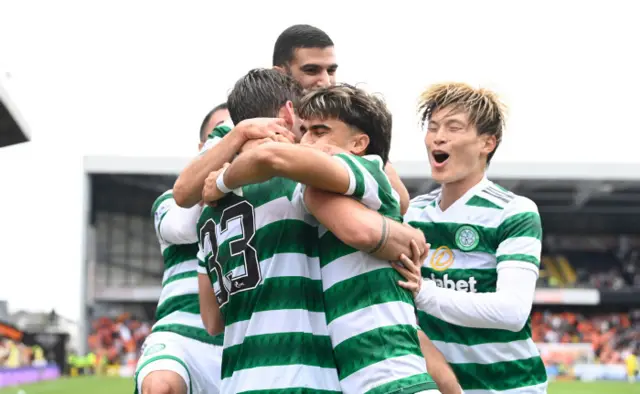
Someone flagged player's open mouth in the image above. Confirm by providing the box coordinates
[431,151,450,167]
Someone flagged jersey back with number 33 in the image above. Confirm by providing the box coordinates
[197,177,341,394]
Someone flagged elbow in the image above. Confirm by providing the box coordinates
[340,220,379,251]
[172,180,190,208]
[502,303,532,332]
[205,322,223,337]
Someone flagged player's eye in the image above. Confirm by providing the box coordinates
[302,67,320,75]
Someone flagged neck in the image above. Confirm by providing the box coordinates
[440,170,485,211]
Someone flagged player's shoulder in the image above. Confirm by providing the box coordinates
[409,187,441,208]
[336,153,385,172]
[151,189,175,215]
[199,123,235,154]
[471,181,538,214]
[405,188,440,220]
[207,123,234,140]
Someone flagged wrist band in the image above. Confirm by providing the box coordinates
[216,168,232,194]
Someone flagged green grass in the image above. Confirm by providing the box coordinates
[0,377,637,394]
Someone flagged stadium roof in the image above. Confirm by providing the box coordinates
[0,75,31,147]
[88,170,640,235]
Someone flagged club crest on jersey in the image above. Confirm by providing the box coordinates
[455,225,479,252]
[430,246,455,271]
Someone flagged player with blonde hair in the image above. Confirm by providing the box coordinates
[395,82,549,393]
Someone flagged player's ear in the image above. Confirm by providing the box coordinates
[284,101,295,127]
[481,134,497,156]
[278,101,295,129]
[273,65,286,74]
[351,132,370,156]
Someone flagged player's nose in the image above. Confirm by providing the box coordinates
[315,72,331,88]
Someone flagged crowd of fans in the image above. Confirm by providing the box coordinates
[0,339,47,368]
[83,308,639,372]
[86,313,151,370]
[532,309,640,366]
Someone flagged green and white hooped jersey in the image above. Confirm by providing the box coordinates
[405,178,548,393]
[151,190,223,346]
[317,153,436,394]
[197,177,340,394]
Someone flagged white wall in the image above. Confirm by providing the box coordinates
[1,0,639,322]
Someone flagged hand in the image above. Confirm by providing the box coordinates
[401,223,428,257]
[301,142,348,155]
[203,163,230,206]
[393,240,430,297]
[236,118,295,144]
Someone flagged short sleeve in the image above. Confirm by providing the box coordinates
[496,197,542,273]
[332,153,400,220]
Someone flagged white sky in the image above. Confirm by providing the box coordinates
[0,0,639,322]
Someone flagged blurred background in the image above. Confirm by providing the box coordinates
[1,0,639,393]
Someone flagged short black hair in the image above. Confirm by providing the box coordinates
[298,84,393,164]
[272,24,334,67]
[199,102,228,142]
[227,68,303,125]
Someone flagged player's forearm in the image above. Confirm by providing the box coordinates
[415,265,537,332]
[417,330,461,394]
[225,143,350,194]
[385,162,410,215]
[174,129,246,207]
[197,274,224,336]
[304,188,414,259]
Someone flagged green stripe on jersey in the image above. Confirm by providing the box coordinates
[198,178,339,393]
[405,179,547,392]
[319,154,433,393]
[162,243,200,270]
[221,332,335,379]
[152,324,223,346]
[451,356,547,392]
[207,124,232,140]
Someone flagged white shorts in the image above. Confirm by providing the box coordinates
[135,331,223,394]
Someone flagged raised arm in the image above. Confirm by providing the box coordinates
[173,119,293,208]
[303,187,427,261]
[219,142,352,195]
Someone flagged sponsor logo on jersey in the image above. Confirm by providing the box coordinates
[455,225,479,251]
[429,273,478,293]
[143,343,166,356]
[430,246,455,271]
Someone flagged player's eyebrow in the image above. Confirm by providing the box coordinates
[309,124,331,131]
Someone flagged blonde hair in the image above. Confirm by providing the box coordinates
[418,82,507,163]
